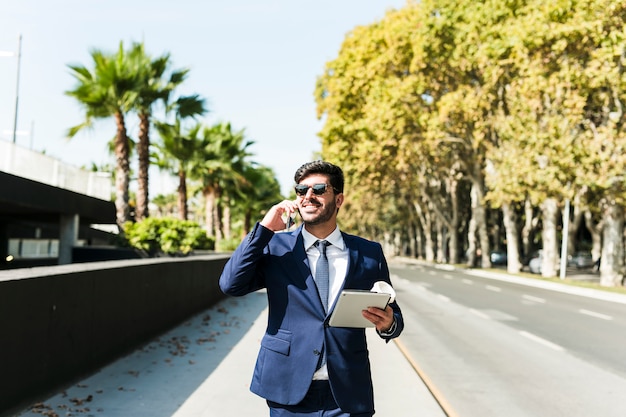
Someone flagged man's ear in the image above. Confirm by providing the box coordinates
[336,193,344,209]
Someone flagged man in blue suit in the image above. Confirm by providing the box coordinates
[219,160,404,416]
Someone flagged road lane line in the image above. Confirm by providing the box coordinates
[519,331,564,351]
[462,279,473,285]
[437,294,450,302]
[395,338,460,417]
[579,309,613,321]
[486,285,501,292]
[435,264,455,271]
[443,274,453,280]
[522,295,546,303]
[469,309,490,320]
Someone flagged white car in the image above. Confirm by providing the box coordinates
[528,250,542,274]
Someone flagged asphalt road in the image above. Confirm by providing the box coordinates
[389,260,626,417]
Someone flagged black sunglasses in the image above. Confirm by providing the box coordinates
[294,183,334,196]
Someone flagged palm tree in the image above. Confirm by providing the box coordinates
[236,164,283,236]
[66,42,143,227]
[133,42,207,220]
[153,119,203,220]
[191,122,253,244]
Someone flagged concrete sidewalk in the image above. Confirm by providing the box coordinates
[15,291,445,417]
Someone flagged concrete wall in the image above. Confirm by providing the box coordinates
[0,139,112,200]
[0,255,230,412]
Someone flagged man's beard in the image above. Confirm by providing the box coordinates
[302,198,337,226]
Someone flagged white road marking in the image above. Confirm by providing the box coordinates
[522,295,546,303]
[462,279,473,285]
[435,264,455,271]
[519,331,564,351]
[579,309,613,321]
[437,294,450,302]
[470,309,490,320]
[486,285,501,292]
[443,274,453,280]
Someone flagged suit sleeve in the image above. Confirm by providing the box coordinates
[377,247,404,340]
[219,222,274,296]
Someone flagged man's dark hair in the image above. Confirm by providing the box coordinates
[294,160,344,193]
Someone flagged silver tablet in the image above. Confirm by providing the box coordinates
[328,290,391,328]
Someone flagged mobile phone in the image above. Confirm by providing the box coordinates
[284,210,297,230]
[285,212,296,230]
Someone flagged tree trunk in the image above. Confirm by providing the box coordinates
[540,198,559,278]
[404,198,418,258]
[467,181,491,267]
[177,169,188,220]
[467,213,478,267]
[244,210,252,237]
[473,182,491,268]
[502,202,522,273]
[521,197,536,260]
[600,199,624,287]
[393,231,402,257]
[204,187,216,237]
[222,195,231,241]
[436,217,445,263]
[448,177,460,264]
[113,111,131,228]
[568,194,584,254]
[135,112,150,221]
[415,219,424,260]
[414,201,435,262]
[215,189,224,244]
[583,209,603,263]
[382,231,393,255]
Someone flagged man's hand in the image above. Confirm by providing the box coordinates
[260,200,299,232]
[362,305,394,333]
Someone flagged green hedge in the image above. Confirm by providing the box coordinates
[123,217,214,256]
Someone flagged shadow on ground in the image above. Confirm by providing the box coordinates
[15,292,268,417]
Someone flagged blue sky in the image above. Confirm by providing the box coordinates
[0,0,407,196]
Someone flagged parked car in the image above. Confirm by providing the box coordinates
[568,252,595,269]
[528,250,542,274]
[490,250,508,265]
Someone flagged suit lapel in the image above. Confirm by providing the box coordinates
[291,232,312,280]
[342,232,359,288]
[287,228,327,312]
[325,233,360,317]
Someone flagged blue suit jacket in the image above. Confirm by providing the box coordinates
[219,223,404,414]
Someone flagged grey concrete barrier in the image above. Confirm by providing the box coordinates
[0,254,230,413]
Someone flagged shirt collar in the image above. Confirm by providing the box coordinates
[302,226,344,251]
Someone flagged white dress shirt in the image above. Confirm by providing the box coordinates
[302,226,348,314]
[301,226,348,380]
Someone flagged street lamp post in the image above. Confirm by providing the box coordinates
[0,34,22,144]
[12,34,22,144]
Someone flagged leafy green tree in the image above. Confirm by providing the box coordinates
[316,4,470,263]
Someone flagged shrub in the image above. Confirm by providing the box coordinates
[123,217,214,256]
